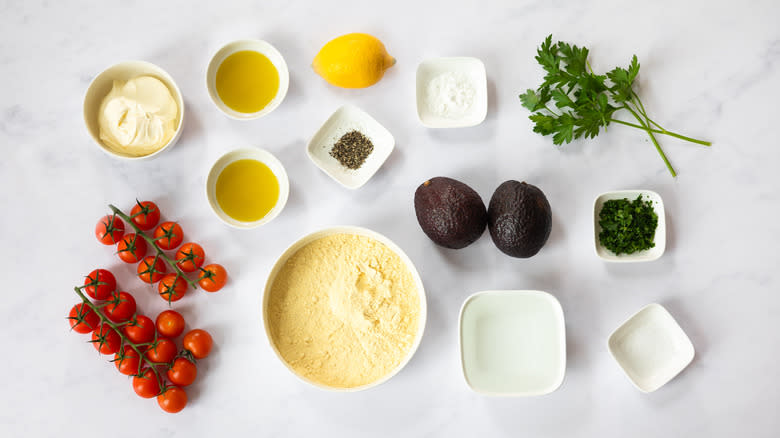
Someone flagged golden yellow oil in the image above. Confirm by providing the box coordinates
[216,159,279,222]
[216,50,280,113]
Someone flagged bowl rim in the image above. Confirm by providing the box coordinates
[205,147,289,229]
[82,60,185,161]
[205,39,290,120]
[261,226,427,392]
[415,56,488,128]
[593,189,666,262]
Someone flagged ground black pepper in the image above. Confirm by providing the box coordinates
[330,130,374,170]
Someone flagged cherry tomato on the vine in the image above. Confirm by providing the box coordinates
[167,357,197,386]
[117,233,147,263]
[182,329,213,359]
[154,222,183,250]
[83,269,116,300]
[114,345,141,376]
[122,314,156,344]
[68,303,99,334]
[133,368,161,398]
[130,201,160,231]
[91,323,120,355]
[95,214,124,245]
[103,291,137,322]
[158,274,188,302]
[156,310,185,338]
[138,256,167,284]
[157,386,187,413]
[145,338,177,364]
[175,242,205,272]
[198,264,227,292]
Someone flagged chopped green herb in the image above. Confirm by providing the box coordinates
[598,195,658,255]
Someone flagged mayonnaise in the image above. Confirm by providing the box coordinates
[98,76,178,157]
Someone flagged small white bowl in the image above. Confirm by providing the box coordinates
[608,303,695,393]
[205,148,289,229]
[459,290,566,396]
[83,60,184,160]
[206,39,289,120]
[262,226,427,392]
[306,104,394,189]
[416,57,488,128]
[594,190,666,262]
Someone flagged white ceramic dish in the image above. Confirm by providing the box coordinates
[416,57,488,128]
[306,105,394,189]
[83,60,184,160]
[608,303,695,393]
[205,148,289,229]
[262,226,427,392]
[459,290,566,396]
[593,190,666,262]
[206,39,289,120]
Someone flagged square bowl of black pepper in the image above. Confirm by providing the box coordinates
[307,104,394,189]
[593,190,666,262]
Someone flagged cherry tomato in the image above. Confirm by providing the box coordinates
[138,256,167,284]
[156,310,185,338]
[95,214,124,245]
[122,315,156,344]
[154,222,183,250]
[130,201,161,231]
[182,329,213,359]
[114,345,141,376]
[167,357,197,386]
[117,233,147,263]
[198,264,227,292]
[68,303,99,334]
[145,338,177,364]
[158,274,188,302]
[175,243,205,272]
[83,269,116,300]
[91,323,120,354]
[157,386,187,413]
[133,368,161,398]
[103,291,137,322]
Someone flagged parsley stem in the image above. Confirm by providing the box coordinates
[621,105,676,177]
[608,118,711,146]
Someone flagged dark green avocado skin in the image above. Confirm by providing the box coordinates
[414,177,488,249]
[488,180,552,258]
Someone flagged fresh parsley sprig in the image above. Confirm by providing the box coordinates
[520,35,711,177]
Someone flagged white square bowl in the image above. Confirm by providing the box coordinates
[593,190,666,262]
[416,57,488,128]
[459,290,566,396]
[608,303,695,393]
[306,105,394,189]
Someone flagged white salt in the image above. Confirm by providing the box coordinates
[425,72,476,119]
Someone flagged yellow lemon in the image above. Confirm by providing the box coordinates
[312,33,396,88]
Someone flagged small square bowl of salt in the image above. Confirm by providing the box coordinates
[416,57,488,128]
[306,104,395,189]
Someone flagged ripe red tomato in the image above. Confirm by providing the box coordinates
[138,256,167,284]
[122,315,156,344]
[114,345,141,376]
[130,201,161,230]
[175,243,205,272]
[95,214,124,245]
[133,368,161,398]
[154,222,183,250]
[198,264,227,292]
[145,338,177,364]
[117,233,148,263]
[157,386,187,413]
[158,274,188,302]
[103,291,137,322]
[91,323,120,354]
[156,310,185,338]
[83,269,116,300]
[167,357,197,386]
[68,303,99,334]
[182,329,213,359]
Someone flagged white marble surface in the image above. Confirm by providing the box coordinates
[1,0,778,436]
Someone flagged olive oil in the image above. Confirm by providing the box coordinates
[216,50,279,113]
[215,159,279,222]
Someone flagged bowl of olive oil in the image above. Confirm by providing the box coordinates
[206,148,289,229]
[206,40,289,120]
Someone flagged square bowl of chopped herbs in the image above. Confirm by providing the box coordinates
[593,190,665,262]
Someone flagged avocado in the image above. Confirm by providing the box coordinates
[414,177,487,249]
[488,180,551,258]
